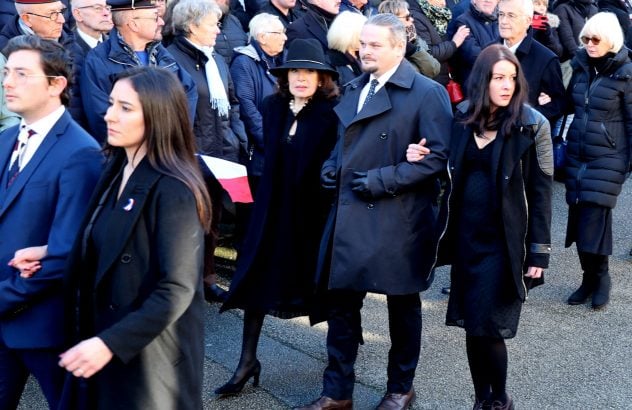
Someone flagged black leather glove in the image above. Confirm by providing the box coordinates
[322,169,337,190]
[350,171,371,199]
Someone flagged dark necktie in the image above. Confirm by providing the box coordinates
[7,128,36,188]
[362,79,379,109]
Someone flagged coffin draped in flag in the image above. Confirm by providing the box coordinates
[199,155,253,203]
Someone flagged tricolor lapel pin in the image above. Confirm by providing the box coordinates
[123,198,135,212]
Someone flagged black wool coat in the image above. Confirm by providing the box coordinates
[564,47,632,209]
[553,0,598,62]
[318,61,453,295]
[497,33,565,123]
[438,103,553,301]
[221,94,339,314]
[62,153,206,410]
[168,35,248,163]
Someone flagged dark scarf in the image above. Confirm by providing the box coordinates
[306,2,337,30]
[572,0,594,17]
[588,52,616,82]
[418,0,452,36]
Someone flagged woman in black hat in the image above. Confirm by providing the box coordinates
[215,38,340,396]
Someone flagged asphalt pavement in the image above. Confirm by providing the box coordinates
[19,179,632,409]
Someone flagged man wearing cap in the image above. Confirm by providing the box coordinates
[0,0,72,131]
[0,35,102,410]
[297,14,452,410]
[80,0,197,142]
[0,0,71,51]
[66,0,113,127]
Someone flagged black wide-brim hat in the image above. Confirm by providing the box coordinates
[269,38,338,80]
[107,0,156,11]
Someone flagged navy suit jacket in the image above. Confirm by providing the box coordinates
[0,110,102,349]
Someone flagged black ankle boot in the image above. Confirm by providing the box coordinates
[592,272,611,310]
[567,273,594,305]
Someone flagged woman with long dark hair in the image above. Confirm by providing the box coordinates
[58,66,212,409]
[408,44,553,410]
[215,38,340,396]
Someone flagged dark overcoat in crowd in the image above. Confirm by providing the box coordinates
[214,12,248,65]
[496,33,564,123]
[553,0,597,62]
[450,3,498,92]
[285,6,331,51]
[62,152,205,410]
[438,103,553,302]
[221,94,339,314]
[564,47,632,209]
[326,48,362,89]
[80,30,198,143]
[406,0,457,86]
[230,41,284,175]
[318,60,452,295]
[598,0,632,49]
[168,35,248,162]
[258,1,304,29]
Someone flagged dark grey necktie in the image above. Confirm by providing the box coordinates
[362,79,379,109]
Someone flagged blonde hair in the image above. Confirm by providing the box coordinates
[579,12,624,53]
[327,11,367,53]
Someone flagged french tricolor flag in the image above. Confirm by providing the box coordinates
[199,155,253,203]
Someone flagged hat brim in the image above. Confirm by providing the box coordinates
[269,61,339,80]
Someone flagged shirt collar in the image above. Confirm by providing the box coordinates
[77,27,103,49]
[20,105,66,139]
[370,63,400,88]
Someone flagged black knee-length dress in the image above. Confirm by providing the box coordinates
[446,135,522,339]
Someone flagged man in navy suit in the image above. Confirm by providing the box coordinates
[0,35,102,409]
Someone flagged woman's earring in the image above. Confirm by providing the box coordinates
[318,82,323,87]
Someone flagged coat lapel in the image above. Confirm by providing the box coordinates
[0,113,70,218]
[93,158,162,287]
[0,127,19,200]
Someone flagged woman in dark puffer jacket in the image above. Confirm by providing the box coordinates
[564,12,632,310]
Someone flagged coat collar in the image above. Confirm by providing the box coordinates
[93,155,163,286]
[334,60,415,127]
[0,111,71,218]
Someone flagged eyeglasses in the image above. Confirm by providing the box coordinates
[265,30,286,35]
[76,4,112,13]
[497,11,523,21]
[397,13,412,21]
[2,70,62,85]
[580,35,601,45]
[26,8,66,22]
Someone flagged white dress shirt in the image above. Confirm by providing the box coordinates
[11,106,65,171]
[357,63,401,113]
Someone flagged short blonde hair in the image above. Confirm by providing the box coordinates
[327,11,367,53]
[579,12,624,53]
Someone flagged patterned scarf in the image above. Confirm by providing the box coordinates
[418,0,452,36]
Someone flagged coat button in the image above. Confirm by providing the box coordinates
[120,253,132,264]
[367,203,375,209]
[379,133,387,140]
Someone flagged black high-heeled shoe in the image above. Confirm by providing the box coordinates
[214,360,261,395]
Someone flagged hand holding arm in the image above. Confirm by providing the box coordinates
[8,245,48,278]
[406,138,430,162]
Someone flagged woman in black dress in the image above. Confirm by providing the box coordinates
[215,38,340,396]
[408,44,553,410]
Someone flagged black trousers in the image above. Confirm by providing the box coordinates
[322,290,422,400]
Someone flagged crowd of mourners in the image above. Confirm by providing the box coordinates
[0,0,631,408]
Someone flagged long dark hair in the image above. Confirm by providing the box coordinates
[108,67,212,231]
[464,44,528,136]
